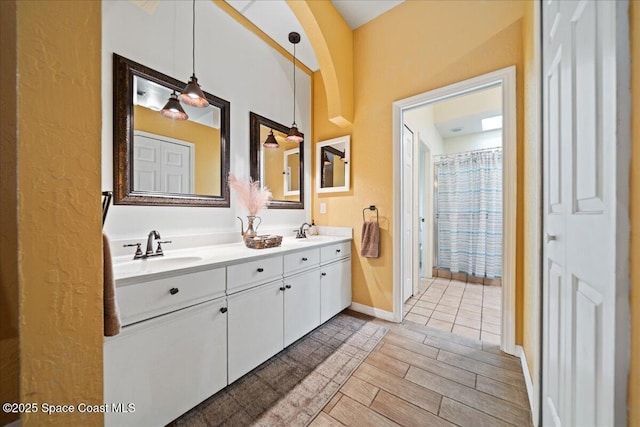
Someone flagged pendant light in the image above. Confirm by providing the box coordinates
[179,0,209,108]
[263,129,279,148]
[161,90,189,120]
[286,32,304,143]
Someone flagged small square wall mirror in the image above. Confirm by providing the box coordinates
[316,135,350,193]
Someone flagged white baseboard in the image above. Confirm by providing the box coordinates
[516,345,538,426]
[349,302,395,322]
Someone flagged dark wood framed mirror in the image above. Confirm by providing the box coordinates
[113,54,231,206]
[249,112,304,209]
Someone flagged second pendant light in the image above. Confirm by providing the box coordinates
[180,0,209,108]
[286,32,304,143]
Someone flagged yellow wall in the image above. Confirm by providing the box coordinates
[312,0,526,333]
[629,2,639,424]
[15,1,103,425]
[522,0,541,385]
[134,105,221,195]
[0,0,19,424]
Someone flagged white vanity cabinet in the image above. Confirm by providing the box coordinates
[104,298,228,427]
[320,243,352,323]
[227,279,285,383]
[107,237,352,426]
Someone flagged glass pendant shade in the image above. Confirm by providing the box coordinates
[161,91,188,120]
[286,123,304,143]
[179,74,209,107]
[263,130,279,148]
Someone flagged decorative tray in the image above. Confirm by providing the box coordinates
[244,234,283,249]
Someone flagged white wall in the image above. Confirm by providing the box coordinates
[102,1,311,240]
[432,85,501,124]
[404,105,444,156]
[442,129,502,154]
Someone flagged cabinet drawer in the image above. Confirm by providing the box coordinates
[284,248,320,275]
[320,241,351,264]
[117,268,225,326]
[227,255,283,294]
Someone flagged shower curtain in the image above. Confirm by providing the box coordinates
[435,149,502,278]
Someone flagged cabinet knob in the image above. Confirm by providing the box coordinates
[257,268,264,272]
[169,288,179,295]
[302,257,308,261]
[279,286,286,291]
[336,249,341,253]
[321,272,327,277]
[220,307,228,313]
[285,284,292,289]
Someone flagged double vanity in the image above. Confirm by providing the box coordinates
[104,235,352,426]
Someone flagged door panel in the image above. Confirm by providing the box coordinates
[571,1,603,213]
[542,1,628,426]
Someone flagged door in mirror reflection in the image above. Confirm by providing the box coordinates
[132,75,222,196]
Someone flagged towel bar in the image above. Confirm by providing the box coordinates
[362,205,379,223]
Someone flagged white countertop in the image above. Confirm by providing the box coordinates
[113,235,351,287]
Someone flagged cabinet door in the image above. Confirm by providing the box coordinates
[227,281,284,383]
[104,298,227,427]
[320,258,352,323]
[284,269,321,347]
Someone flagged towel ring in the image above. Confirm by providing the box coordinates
[363,205,379,222]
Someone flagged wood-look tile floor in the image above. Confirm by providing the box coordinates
[404,278,502,344]
[311,318,532,427]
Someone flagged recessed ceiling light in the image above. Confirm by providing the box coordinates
[482,115,503,131]
[451,127,463,133]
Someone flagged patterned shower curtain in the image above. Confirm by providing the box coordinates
[435,149,502,278]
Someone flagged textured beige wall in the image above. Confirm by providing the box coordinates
[521,0,541,391]
[0,1,20,425]
[17,1,103,425]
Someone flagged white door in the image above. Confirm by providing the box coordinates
[133,132,194,194]
[542,1,629,426]
[402,124,415,302]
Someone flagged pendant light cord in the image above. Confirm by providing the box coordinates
[192,0,196,76]
[292,42,297,124]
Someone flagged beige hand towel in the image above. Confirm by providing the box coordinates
[103,233,121,336]
[361,221,380,258]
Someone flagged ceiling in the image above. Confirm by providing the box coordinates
[331,0,405,30]
[224,0,405,71]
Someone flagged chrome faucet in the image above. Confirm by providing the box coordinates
[146,230,161,256]
[123,230,171,260]
[296,223,310,239]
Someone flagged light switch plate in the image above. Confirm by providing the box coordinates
[320,203,327,214]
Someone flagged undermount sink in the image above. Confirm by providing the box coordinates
[290,235,332,243]
[114,256,204,276]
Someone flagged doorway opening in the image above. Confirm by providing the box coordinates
[392,67,516,354]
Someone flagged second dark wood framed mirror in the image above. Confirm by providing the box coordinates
[249,112,304,209]
[113,54,231,207]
